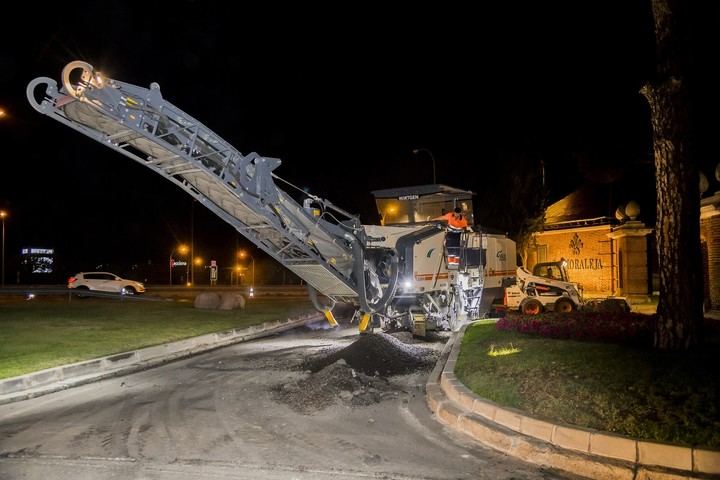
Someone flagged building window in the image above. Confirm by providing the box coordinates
[537,245,547,263]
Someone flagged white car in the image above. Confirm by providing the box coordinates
[67,272,146,295]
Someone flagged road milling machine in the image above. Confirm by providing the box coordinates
[27,61,516,335]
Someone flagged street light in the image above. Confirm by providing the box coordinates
[0,210,6,288]
[239,250,255,292]
[191,256,203,286]
[231,265,244,286]
[169,244,188,285]
[412,147,437,184]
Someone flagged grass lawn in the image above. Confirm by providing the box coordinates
[455,322,720,448]
[0,297,313,379]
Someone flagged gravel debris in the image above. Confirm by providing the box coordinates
[387,330,450,345]
[271,333,439,413]
[271,360,396,413]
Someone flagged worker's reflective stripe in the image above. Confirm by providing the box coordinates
[358,312,371,332]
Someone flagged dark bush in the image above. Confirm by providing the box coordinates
[495,311,657,345]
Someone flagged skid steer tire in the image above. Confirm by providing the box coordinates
[554,298,575,313]
[521,298,543,315]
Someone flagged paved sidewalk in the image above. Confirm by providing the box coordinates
[0,312,322,405]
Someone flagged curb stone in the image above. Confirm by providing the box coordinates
[0,312,323,405]
[426,321,720,480]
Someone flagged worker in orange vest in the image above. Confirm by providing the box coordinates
[438,207,469,267]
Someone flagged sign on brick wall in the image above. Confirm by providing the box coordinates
[565,233,604,270]
[532,227,614,294]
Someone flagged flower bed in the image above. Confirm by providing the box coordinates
[495,311,657,345]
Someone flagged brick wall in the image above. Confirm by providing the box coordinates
[530,226,615,295]
[700,216,720,309]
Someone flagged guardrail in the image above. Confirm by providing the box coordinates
[0,288,166,302]
[0,285,310,301]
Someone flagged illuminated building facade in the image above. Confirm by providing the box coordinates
[526,187,653,302]
[700,193,720,310]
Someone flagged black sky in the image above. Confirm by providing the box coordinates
[1,1,718,280]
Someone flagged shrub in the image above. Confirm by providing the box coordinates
[495,311,657,345]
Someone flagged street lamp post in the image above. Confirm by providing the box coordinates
[0,210,6,289]
[239,250,255,291]
[169,244,188,285]
[1,110,7,288]
[193,257,203,285]
[231,266,240,286]
[190,200,195,285]
[412,148,437,184]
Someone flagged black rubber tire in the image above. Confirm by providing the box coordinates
[122,286,137,295]
[521,298,543,315]
[554,298,575,313]
[74,286,89,299]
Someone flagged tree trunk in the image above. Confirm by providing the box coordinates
[641,0,702,350]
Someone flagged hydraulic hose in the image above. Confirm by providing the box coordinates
[307,283,336,313]
[346,234,400,314]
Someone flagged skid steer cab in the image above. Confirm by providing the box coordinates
[503,262,583,315]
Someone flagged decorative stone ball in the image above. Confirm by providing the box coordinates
[615,204,628,222]
[625,200,641,220]
[700,171,709,194]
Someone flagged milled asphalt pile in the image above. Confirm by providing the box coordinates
[303,332,439,376]
[272,333,440,413]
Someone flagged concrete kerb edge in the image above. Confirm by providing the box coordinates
[0,312,323,405]
[426,321,720,479]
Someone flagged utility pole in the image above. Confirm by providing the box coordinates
[190,200,195,285]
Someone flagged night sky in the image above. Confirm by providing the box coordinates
[1,2,718,282]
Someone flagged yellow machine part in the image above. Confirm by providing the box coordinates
[358,312,371,333]
[323,309,338,327]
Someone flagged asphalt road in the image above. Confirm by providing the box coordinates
[0,322,573,480]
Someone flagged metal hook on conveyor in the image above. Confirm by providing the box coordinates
[61,60,96,99]
[26,77,58,113]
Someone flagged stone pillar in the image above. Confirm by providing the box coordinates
[701,193,720,310]
[607,221,653,301]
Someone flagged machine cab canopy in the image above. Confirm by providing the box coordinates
[532,260,570,282]
[371,184,475,226]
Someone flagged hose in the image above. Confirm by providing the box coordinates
[307,284,336,313]
[346,234,399,314]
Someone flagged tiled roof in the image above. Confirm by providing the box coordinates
[545,184,617,227]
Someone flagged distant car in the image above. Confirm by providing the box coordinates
[67,272,145,295]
